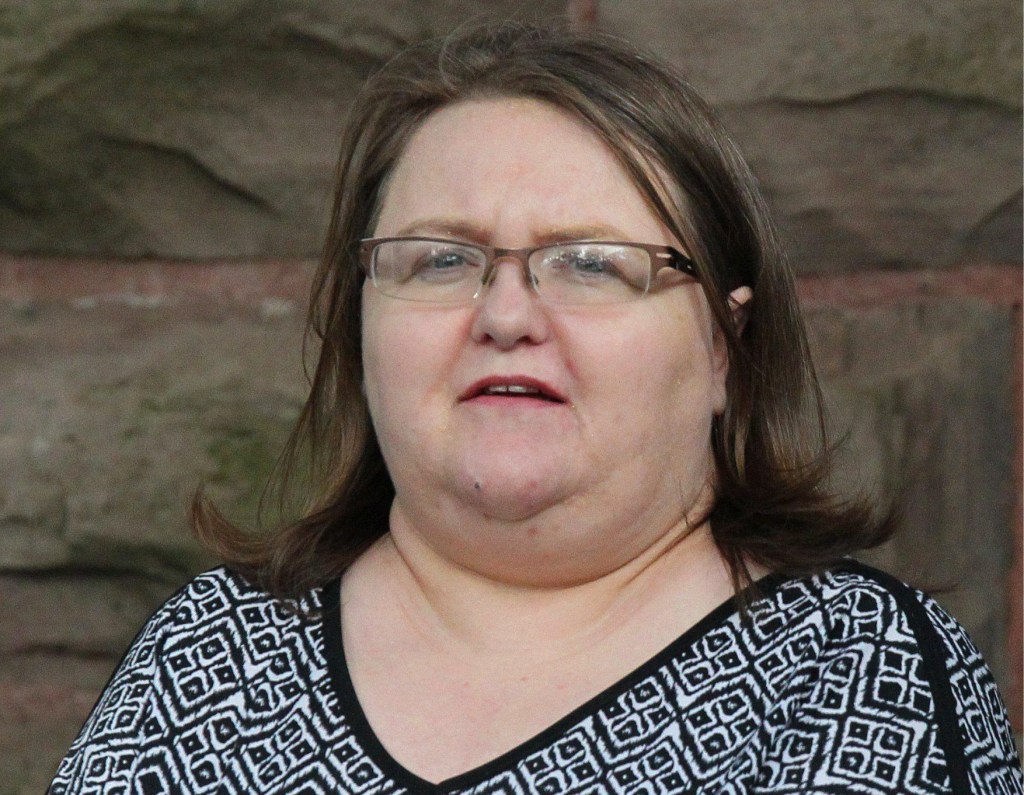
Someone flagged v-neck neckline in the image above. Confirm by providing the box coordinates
[319,570,789,793]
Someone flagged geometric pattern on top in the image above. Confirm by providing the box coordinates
[49,562,1023,794]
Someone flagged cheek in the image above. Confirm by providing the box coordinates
[363,342,418,436]
[602,320,720,443]
[361,295,413,438]
[360,297,463,434]
[581,329,708,428]
[362,323,430,483]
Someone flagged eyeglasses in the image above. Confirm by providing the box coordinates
[357,237,697,305]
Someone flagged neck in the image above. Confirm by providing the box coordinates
[358,507,735,661]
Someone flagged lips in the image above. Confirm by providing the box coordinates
[460,376,567,403]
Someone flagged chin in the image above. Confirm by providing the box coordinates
[449,455,574,518]
[458,480,562,523]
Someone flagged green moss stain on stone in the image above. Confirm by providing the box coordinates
[130,384,303,530]
[202,414,286,528]
[66,376,305,570]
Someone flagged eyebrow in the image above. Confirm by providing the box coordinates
[391,218,634,245]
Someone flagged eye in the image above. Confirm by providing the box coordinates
[543,244,646,287]
[409,243,481,283]
[549,248,620,279]
[421,250,470,270]
[569,252,615,275]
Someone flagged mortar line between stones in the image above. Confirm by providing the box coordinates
[0,258,1020,309]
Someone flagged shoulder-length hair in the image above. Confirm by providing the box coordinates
[193,22,894,598]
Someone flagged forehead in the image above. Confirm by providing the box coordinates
[373,97,676,245]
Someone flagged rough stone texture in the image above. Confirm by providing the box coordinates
[0,1,1020,270]
[1,656,118,795]
[600,0,1020,104]
[0,574,187,791]
[600,0,1023,273]
[0,0,567,259]
[1,301,307,577]
[0,573,178,655]
[807,299,1016,683]
[719,97,1021,272]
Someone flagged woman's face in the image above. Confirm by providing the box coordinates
[362,98,735,582]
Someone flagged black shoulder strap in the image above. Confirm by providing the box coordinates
[838,562,972,794]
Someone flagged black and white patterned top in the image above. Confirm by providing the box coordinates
[50,561,1022,794]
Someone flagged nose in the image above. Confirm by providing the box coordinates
[477,252,536,292]
[470,258,550,349]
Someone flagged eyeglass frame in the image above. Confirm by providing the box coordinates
[356,236,699,304]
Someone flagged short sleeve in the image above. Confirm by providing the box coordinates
[747,566,1022,794]
[47,577,196,793]
[917,595,1023,794]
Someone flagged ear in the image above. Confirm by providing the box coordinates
[726,285,753,336]
[711,285,752,413]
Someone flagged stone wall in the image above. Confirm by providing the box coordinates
[0,1,1020,790]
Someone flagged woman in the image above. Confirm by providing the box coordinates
[50,22,1021,794]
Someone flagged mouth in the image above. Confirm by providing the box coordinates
[461,376,567,404]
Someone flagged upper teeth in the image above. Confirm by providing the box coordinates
[484,384,540,395]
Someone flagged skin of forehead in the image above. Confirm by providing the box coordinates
[374,97,684,251]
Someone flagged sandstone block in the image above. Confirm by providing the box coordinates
[806,298,1016,687]
[0,301,307,577]
[600,0,1022,273]
[0,656,118,794]
[719,96,1021,273]
[0,573,177,655]
[599,0,1021,105]
[0,0,567,258]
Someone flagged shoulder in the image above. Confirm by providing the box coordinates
[81,567,293,670]
[127,567,326,680]
[750,560,1022,793]
[747,561,945,665]
[49,568,329,791]
[795,561,999,683]
[762,561,988,657]
[79,565,323,706]
[149,566,320,635]
[766,561,1010,726]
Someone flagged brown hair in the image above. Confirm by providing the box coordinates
[192,22,894,598]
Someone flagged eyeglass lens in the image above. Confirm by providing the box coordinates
[369,239,654,305]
